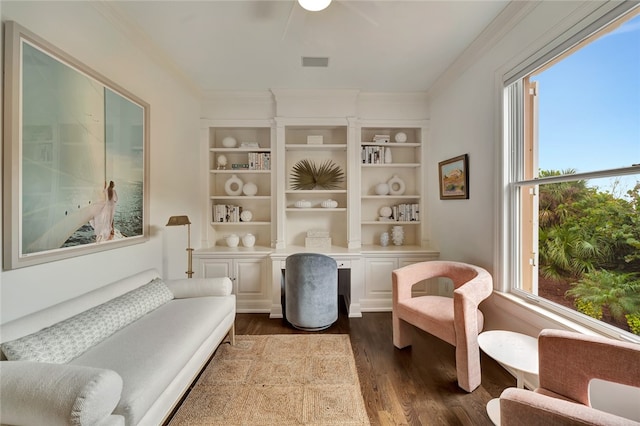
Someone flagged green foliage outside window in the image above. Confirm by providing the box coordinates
[538,170,640,334]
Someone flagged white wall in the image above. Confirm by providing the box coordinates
[0,2,202,323]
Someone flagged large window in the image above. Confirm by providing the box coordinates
[504,5,640,340]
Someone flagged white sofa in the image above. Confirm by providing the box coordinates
[0,269,236,426]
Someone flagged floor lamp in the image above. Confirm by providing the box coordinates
[166,215,193,278]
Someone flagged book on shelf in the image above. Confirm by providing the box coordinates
[361,145,384,164]
[391,203,420,222]
[248,152,271,170]
[213,204,243,223]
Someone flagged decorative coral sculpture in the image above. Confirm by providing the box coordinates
[290,159,344,190]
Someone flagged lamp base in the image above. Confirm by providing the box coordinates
[187,247,194,278]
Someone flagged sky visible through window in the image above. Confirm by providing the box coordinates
[532,13,640,195]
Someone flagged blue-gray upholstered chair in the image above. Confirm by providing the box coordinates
[284,253,338,331]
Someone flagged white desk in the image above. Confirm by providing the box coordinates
[478,330,539,425]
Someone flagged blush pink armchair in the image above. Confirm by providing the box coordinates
[392,260,493,392]
[500,329,640,426]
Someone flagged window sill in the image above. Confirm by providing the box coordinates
[489,290,640,344]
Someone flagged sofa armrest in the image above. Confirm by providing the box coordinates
[0,361,123,426]
[500,387,638,426]
[165,277,233,298]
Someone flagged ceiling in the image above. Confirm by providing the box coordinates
[111,0,510,94]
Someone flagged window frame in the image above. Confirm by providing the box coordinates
[499,2,640,342]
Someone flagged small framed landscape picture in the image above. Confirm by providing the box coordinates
[438,154,469,200]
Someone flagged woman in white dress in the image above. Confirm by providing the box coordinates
[91,180,118,242]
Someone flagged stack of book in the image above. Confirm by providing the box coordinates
[213,204,243,222]
[361,146,384,164]
[391,203,419,222]
[248,152,271,170]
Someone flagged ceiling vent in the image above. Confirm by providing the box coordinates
[302,57,329,67]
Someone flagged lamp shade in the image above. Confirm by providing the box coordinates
[166,215,191,226]
[298,0,331,12]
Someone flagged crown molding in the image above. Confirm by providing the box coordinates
[427,1,541,100]
[90,1,201,98]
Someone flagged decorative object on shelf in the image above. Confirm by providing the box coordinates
[225,233,240,248]
[224,174,244,196]
[166,215,193,278]
[242,182,258,196]
[380,232,390,247]
[394,132,408,143]
[321,199,338,208]
[294,200,312,208]
[240,142,259,148]
[375,182,390,195]
[379,206,392,218]
[305,229,331,249]
[290,159,344,190]
[242,233,256,248]
[439,154,469,200]
[387,174,406,195]
[373,134,390,143]
[221,136,237,148]
[240,210,253,222]
[217,154,228,170]
[384,147,393,164]
[391,225,405,246]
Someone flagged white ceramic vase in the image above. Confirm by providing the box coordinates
[321,199,338,208]
[242,182,258,196]
[375,182,390,195]
[224,174,243,196]
[221,136,237,148]
[380,232,390,247]
[394,132,407,143]
[384,147,393,164]
[242,233,256,247]
[226,234,239,247]
[387,174,406,195]
[379,206,392,218]
[240,210,253,222]
[391,225,404,246]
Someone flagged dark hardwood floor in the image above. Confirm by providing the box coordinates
[234,311,515,426]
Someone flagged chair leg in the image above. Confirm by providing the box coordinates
[455,343,481,392]
[392,315,413,349]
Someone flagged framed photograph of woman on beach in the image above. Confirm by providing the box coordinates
[3,21,150,270]
[438,154,469,200]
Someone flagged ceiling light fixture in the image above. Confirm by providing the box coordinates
[298,0,332,12]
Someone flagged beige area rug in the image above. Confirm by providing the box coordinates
[169,334,371,426]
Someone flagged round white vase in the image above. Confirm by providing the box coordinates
[379,206,392,218]
[221,136,237,148]
[375,182,390,195]
[240,210,253,222]
[226,234,240,247]
[242,182,258,196]
[224,174,243,196]
[387,174,406,195]
[242,233,256,247]
[394,132,407,143]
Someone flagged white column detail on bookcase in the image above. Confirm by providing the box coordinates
[347,117,361,249]
[274,119,287,249]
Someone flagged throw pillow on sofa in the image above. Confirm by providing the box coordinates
[1,278,173,363]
